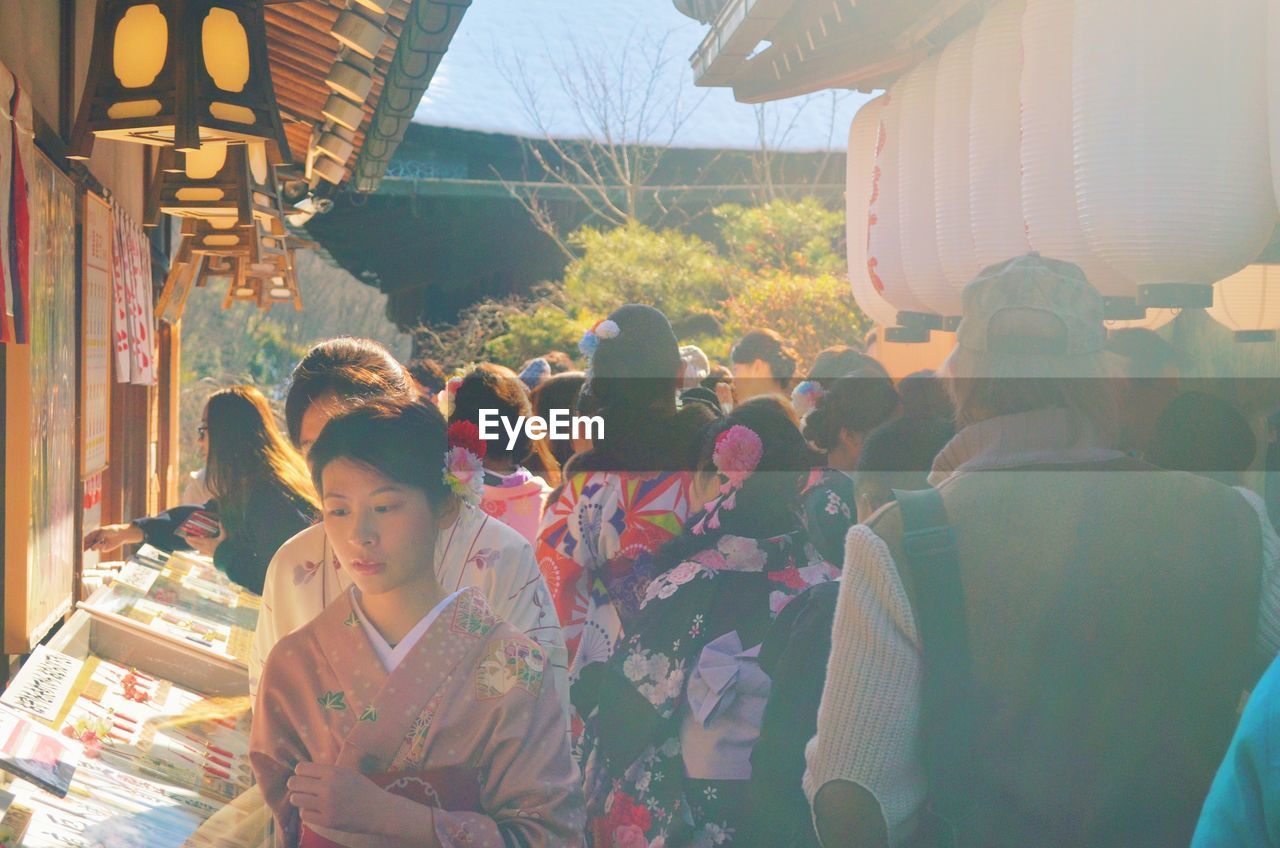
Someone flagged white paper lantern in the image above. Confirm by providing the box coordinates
[896,56,957,320]
[934,28,981,294]
[1074,0,1277,308]
[1271,0,1280,215]
[969,0,1029,270]
[868,86,939,325]
[1209,264,1280,341]
[1104,308,1179,332]
[847,96,902,330]
[1021,0,1135,312]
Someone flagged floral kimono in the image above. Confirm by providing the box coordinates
[251,587,585,848]
[252,505,567,715]
[579,531,839,848]
[536,470,693,682]
[481,467,553,544]
[799,469,856,567]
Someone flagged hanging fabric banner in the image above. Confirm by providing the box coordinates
[124,213,155,385]
[110,207,156,385]
[110,205,132,379]
[0,65,12,343]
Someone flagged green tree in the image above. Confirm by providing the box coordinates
[483,304,589,369]
[562,223,729,326]
[715,196,845,277]
[721,271,870,367]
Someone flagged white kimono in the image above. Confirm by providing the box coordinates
[251,505,569,715]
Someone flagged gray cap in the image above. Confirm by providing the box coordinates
[956,252,1106,356]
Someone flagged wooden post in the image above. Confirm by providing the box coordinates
[157,321,182,510]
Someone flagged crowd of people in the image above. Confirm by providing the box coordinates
[83,252,1280,847]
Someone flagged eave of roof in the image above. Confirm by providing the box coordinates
[687,0,990,102]
[264,0,468,191]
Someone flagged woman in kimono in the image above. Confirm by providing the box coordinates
[792,371,900,564]
[578,397,840,847]
[251,339,565,707]
[447,363,554,543]
[537,306,716,699]
[251,399,584,848]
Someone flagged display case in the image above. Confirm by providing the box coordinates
[0,540,262,847]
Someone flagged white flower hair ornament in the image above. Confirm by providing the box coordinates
[443,421,486,507]
[578,318,621,359]
[691,424,764,535]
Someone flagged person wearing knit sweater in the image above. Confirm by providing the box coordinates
[803,254,1277,848]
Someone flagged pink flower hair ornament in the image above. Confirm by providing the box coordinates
[691,424,764,535]
[578,318,620,358]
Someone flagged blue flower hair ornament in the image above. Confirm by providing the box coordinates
[578,319,621,359]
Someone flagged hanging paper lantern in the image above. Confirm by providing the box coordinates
[70,0,291,159]
[896,56,957,321]
[969,0,1029,270]
[934,28,981,296]
[1209,264,1280,341]
[1074,0,1277,308]
[847,96,906,331]
[1271,0,1280,216]
[1104,308,1179,332]
[869,87,941,328]
[1020,0,1137,316]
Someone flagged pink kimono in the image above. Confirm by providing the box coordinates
[250,587,584,848]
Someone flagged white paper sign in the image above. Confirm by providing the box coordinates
[0,646,83,723]
[113,560,161,595]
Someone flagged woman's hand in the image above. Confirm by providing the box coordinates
[287,763,440,846]
[180,521,226,557]
[83,524,143,553]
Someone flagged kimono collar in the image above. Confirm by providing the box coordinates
[928,407,1123,487]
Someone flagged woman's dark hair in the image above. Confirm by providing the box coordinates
[802,373,901,451]
[1147,391,1256,485]
[308,399,454,509]
[701,364,732,392]
[406,358,447,395]
[205,386,319,525]
[284,338,414,446]
[810,345,889,382]
[574,304,708,472]
[450,363,533,464]
[530,371,587,477]
[856,415,955,475]
[731,329,800,388]
[543,351,575,374]
[898,370,954,421]
[657,396,821,569]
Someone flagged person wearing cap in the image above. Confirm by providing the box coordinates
[803,253,1272,847]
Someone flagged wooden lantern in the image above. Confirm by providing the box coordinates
[70,0,291,160]
[183,215,257,258]
[146,142,252,225]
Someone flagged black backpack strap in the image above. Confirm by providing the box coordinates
[894,487,976,843]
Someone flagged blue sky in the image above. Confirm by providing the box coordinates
[412,0,871,151]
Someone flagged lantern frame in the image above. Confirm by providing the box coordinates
[70,0,292,160]
[146,142,253,226]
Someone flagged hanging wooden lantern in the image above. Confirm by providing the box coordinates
[933,28,982,297]
[146,141,252,225]
[183,215,256,258]
[245,140,287,222]
[1021,0,1137,317]
[1208,264,1280,341]
[847,96,928,341]
[1074,0,1276,308]
[70,0,291,160]
[969,0,1028,271]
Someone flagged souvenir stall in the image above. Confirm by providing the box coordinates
[0,546,257,847]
